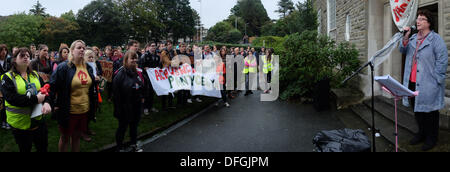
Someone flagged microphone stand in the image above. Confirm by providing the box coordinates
[342,61,379,152]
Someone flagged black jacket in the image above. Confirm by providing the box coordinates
[139,51,161,69]
[49,62,98,128]
[112,67,149,121]
[0,57,11,75]
[1,71,51,107]
[30,58,52,75]
[95,61,103,76]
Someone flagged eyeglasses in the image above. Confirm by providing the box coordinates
[19,54,30,58]
[417,18,428,22]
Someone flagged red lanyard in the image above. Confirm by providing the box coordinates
[412,33,429,65]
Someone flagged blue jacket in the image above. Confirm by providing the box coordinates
[400,31,448,112]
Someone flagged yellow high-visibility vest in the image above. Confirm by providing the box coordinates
[243,57,257,74]
[262,55,273,74]
[3,71,42,130]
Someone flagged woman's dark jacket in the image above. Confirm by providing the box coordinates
[49,61,98,128]
[112,67,149,122]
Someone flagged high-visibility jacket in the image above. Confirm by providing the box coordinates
[3,71,42,130]
[243,57,257,74]
[261,55,273,74]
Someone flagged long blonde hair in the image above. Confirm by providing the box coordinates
[68,40,86,67]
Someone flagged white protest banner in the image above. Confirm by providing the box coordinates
[390,0,418,31]
[369,0,418,67]
[147,63,222,98]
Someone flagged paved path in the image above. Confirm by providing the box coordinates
[142,91,346,152]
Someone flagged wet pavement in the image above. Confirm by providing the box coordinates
[142,91,350,152]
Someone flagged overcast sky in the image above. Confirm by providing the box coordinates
[0,0,305,28]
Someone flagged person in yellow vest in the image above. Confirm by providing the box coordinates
[243,52,257,96]
[0,47,52,152]
[262,48,274,94]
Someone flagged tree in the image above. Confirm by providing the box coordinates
[153,0,198,42]
[206,21,234,42]
[29,0,49,17]
[276,0,295,18]
[230,0,271,36]
[60,10,76,22]
[76,0,128,47]
[226,29,243,44]
[205,21,242,44]
[294,0,318,32]
[0,13,44,48]
[118,0,163,43]
[40,17,80,50]
[261,0,317,37]
[171,0,198,42]
[224,15,246,34]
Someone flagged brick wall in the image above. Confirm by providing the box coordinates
[335,0,368,63]
[315,0,368,63]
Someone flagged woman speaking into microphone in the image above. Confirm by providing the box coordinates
[400,9,448,151]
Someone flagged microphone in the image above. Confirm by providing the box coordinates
[403,25,416,36]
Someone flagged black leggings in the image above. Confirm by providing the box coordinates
[12,123,48,152]
[221,84,228,103]
[409,81,440,145]
[116,118,140,150]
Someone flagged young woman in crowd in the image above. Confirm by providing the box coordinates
[1,47,52,152]
[49,40,98,152]
[112,50,148,152]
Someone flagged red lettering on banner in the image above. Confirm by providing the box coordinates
[155,70,162,81]
[163,69,169,79]
[175,68,181,76]
[179,65,186,75]
[392,0,411,22]
[169,68,175,75]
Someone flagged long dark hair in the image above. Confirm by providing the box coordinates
[58,47,70,62]
[266,48,274,61]
[10,47,36,77]
[220,47,228,58]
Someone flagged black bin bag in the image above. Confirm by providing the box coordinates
[313,129,371,152]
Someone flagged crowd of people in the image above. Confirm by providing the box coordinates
[0,39,274,152]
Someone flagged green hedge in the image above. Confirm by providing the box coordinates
[279,30,360,100]
[198,41,263,51]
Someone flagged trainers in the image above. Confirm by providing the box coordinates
[225,102,230,107]
[196,98,202,103]
[1,122,5,129]
[5,123,11,130]
[144,109,150,116]
[151,108,159,113]
[130,144,143,152]
[187,99,193,104]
